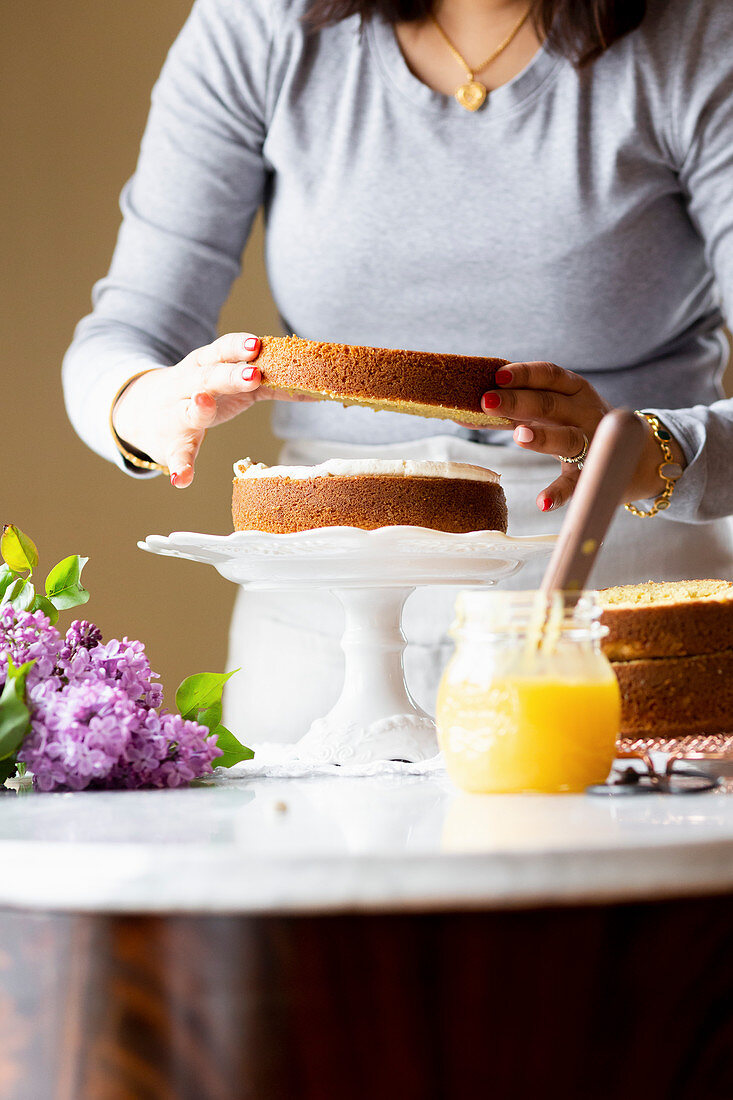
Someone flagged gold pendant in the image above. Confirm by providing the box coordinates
[455,80,487,112]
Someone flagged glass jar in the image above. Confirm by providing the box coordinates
[436,590,620,794]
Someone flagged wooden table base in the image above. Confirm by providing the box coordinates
[2,897,733,1099]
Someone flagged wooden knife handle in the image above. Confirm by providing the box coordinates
[540,409,647,595]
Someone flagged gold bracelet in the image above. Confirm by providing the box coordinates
[109,370,169,474]
[624,412,682,518]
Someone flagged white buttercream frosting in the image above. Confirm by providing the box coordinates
[233,457,500,483]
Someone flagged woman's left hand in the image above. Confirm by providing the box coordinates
[479,361,685,512]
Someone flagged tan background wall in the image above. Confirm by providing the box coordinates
[4,0,280,712]
[3,2,732,719]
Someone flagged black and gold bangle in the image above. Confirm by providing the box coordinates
[109,370,169,474]
[624,412,682,518]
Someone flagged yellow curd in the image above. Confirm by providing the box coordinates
[436,591,621,794]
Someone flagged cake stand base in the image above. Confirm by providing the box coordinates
[296,587,437,765]
[139,527,556,767]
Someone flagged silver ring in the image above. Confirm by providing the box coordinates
[557,432,589,469]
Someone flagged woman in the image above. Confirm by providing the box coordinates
[63,0,733,737]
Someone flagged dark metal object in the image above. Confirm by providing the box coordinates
[673,753,733,780]
[587,754,720,796]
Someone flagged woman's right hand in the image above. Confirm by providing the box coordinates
[112,332,276,488]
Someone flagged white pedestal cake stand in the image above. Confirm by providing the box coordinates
[138,527,555,765]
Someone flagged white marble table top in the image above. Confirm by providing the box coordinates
[1,768,733,915]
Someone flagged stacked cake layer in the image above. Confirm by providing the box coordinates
[232,458,507,534]
[599,580,733,738]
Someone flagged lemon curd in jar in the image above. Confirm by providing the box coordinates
[436,591,621,794]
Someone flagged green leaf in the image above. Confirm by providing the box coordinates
[211,724,254,769]
[0,672,32,760]
[0,564,20,601]
[29,594,59,626]
[1,526,39,574]
[195,701,222,732]
[5,578,36,613]
[7,659,35,688]
[45,555,89,611]
[175,670,238,720]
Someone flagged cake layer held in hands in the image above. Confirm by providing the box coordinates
[599,579,733,738]
[232,458,508,534]
[256,336,511,427]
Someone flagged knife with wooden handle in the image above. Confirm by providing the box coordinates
[540,408,647,596]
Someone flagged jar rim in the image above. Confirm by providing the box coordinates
[451,589,605,639]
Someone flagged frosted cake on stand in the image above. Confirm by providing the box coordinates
[232,457,508,534]
[142,452,555,767]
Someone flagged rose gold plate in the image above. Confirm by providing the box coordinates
[618,732,733,757]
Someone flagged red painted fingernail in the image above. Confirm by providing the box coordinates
[242,366,259,382]
[482,392,501,410]
[194,392,209,406]
[495,369,513,385]
[244,337,260,352]
[540,496,553,512]
[170,472,179,487]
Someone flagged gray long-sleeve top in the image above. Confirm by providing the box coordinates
[63,0,733,523]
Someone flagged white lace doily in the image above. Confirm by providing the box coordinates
[218,742,447,780]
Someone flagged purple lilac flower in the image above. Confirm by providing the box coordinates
[18,679,140,792]
[108,710,223,790]
[18,680,222,792]
[61,632,163,709]
[58,620,103,663]
[3,608,222,791]
[0,607,62,694]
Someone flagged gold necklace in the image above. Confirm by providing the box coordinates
[431,6,532,112]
